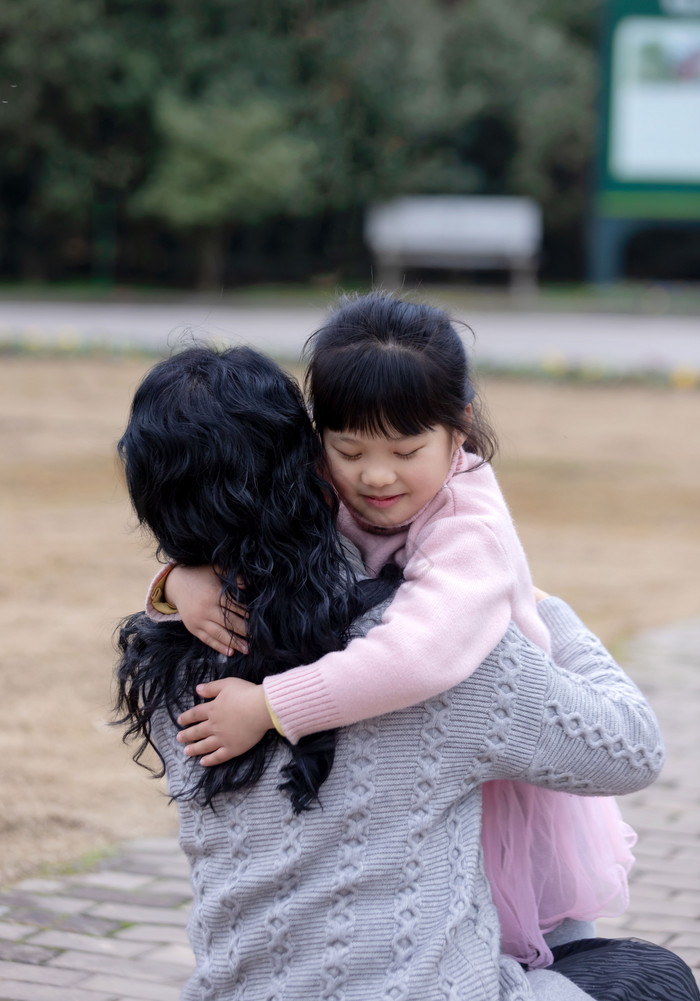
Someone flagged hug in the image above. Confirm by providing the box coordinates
[116,293,697,1000]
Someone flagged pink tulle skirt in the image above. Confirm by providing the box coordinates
[481,780,637,969]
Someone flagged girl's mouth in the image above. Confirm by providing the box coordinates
[362,494,404,508]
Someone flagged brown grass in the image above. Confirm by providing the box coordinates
[1,354,699,885]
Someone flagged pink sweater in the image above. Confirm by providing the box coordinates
[263,450,550,744]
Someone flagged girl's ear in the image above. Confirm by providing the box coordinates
[453,404,472,451]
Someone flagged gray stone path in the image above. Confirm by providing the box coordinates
[0,838,193,1000]
[0,616,699,999]
[1,298,699,374]
[595,617,700,982]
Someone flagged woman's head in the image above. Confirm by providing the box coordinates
[119,345,327,572]
[117,345,395,813]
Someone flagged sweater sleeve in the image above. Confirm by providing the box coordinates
[525,597,664,792]
[457,597,664,795]
[263,512,518,744]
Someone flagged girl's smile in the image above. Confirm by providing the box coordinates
[323,425,466,528]
[362,493,406,509]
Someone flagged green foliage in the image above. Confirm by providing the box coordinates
[133,94,318,227]
[0,0,156,210]
[0,0,603,283]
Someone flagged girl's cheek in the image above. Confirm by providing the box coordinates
[331,469,348,492]
[328,468,352,500]
[324,462,343,489]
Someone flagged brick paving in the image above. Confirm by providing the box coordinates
[0,618,698,999]
[0,837,193,1000]
[596,617,700,985]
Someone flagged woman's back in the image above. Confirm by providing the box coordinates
[148,595,664,1001]
[152,661,510,1001]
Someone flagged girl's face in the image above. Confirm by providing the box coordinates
[323,424,466,528]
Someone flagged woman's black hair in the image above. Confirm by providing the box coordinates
[115,345,399,812]
[305,291,497,462]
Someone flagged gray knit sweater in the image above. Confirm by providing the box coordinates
[151,598,663,1001]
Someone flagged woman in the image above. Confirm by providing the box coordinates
[115,345,695,1001]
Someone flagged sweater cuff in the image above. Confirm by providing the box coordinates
[535,596,586,647]
[262,668,343,745]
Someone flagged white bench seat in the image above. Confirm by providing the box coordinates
[364,196,542,290]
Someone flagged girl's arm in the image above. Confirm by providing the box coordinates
[263,514,519,741]
[177,514,521,759]
[177,595,664,799]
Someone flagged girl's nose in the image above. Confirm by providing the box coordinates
[361,463,397,489]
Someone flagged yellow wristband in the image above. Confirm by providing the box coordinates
[150,582,179,615]
[263,691,286,737]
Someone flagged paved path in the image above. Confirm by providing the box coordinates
[0,838,192,1001]
[0,618,699,999]
[1,298,699,373]
[594,617,700,980]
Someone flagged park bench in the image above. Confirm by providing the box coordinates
[364,195,542,291]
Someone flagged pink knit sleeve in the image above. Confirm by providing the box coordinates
[263,514,518,743]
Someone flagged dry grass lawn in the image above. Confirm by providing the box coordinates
[1,353,699,885]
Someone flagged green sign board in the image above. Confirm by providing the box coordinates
[597,0,700,219]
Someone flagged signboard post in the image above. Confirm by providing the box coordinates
[590,0,700,281]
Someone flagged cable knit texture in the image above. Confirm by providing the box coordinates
[150,599,662,1001]
[152,596,660,996]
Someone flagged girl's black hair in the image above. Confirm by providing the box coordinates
[115,345,399,813]
[305,291,497,462]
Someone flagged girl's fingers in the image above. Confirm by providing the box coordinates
[177,725,204,743]
[227,635,249,655]
[183,736,221,757]
[222,610,248,640]
[194,624,248,657]
[227,600,248,621]
[193,629,229,656]
[177,707,210,730]
[199,747,234,767]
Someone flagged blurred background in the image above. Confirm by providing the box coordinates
[0,0,698,293]
[1,0,699,894]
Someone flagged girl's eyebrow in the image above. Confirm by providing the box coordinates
[331,431,431,444]
[330,434,364,444]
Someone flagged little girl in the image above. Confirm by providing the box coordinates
[155,292,635,969]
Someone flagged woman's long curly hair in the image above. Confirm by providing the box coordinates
[115,345,397,812]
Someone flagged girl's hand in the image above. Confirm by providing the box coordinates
[176,679,272,765]
[533,586,551,603]
[165,565,248,656]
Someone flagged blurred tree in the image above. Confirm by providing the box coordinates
[0,0,156,279]
[437,0,598,271]
[132,94,318,288]
[0,0,601,284]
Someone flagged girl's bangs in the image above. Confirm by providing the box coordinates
[312,347,442,438]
